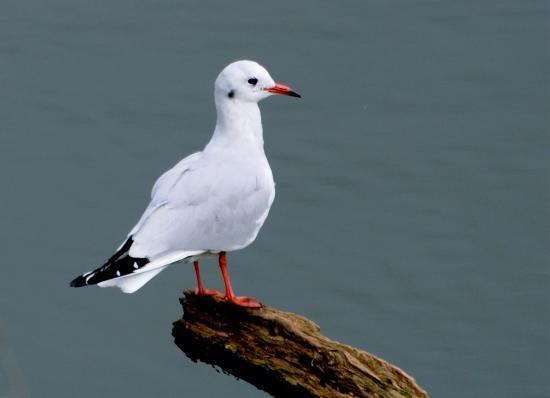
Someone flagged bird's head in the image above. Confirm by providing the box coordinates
[214,60,301,104]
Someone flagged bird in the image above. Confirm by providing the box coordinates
[70,60,301,308]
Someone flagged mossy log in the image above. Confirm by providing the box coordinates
[172,290,429,398]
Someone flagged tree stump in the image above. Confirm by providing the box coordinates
[172,290,428,398]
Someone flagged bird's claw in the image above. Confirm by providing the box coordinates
[228,296,263,308]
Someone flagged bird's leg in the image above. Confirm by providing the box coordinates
[218,252,262,308]
[193,260,221,296]
[193,261,205,294]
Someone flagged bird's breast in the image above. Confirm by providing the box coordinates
[208,157,274,249]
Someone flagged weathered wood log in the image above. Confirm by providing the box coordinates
[172,291,428,398]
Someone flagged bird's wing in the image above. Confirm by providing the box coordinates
[69,152,208,294]
[127,151,203,238]
[129,154,274,259]
[150,152,203,205]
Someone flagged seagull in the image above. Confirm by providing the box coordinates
[70,60,300,308]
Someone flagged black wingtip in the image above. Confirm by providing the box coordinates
[70,275,87,288]
[69,237,149,288]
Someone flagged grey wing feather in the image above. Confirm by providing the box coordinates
[128,151,203,239]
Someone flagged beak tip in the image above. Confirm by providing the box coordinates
[267,82,301,98]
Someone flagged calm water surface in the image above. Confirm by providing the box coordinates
[1,1,548,397]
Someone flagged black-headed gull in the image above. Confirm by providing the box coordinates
[70,60,300,308]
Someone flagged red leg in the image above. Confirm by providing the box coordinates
[218,252,262,308]
[193,260,221,296]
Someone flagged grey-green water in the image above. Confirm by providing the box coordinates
[1,1,548,397]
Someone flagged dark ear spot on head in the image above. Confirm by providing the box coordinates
[228,90,235,98]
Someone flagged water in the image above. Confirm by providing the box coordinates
[1,1,548,397]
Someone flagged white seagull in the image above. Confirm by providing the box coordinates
[70,60,300,308]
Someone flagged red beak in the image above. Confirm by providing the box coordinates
[265,82,301,98]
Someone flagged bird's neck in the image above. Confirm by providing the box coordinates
[207,99,264,151]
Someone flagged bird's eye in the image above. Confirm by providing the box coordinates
[247,78,258,85]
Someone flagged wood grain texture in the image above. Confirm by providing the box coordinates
[173,291,429,398]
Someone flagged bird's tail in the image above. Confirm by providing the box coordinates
[70,237,203,293]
